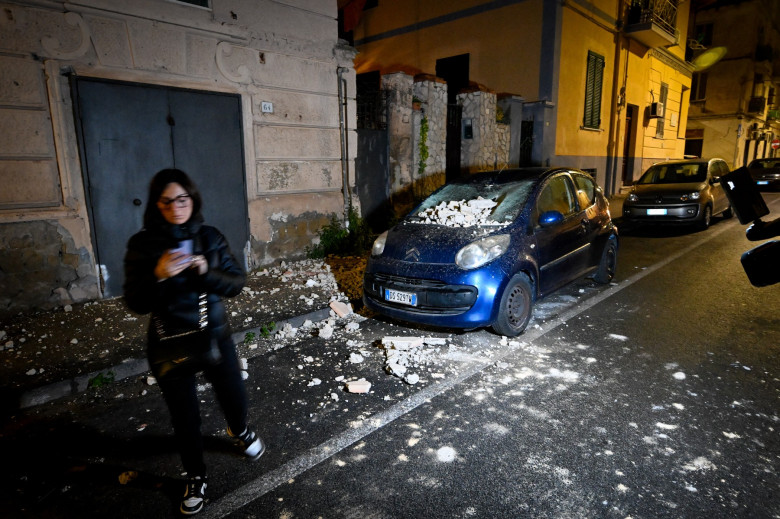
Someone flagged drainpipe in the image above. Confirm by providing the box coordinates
[605,0,626,196]
[337,66,351,225]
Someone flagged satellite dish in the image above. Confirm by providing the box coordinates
[691,46,727,72]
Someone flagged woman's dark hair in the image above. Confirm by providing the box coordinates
[143,168,204,229]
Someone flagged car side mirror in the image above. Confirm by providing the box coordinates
[539,210,564,227]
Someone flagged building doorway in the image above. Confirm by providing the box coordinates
[436,54,469,181]
[73,78,248,297]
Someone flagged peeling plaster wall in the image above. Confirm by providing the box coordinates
[0,221,100,313]
[0,0,356,314]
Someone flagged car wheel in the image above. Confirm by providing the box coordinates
[722,205,733,219]
[594,237,618,284]
[492,273,533,337]
[698,205,712,230]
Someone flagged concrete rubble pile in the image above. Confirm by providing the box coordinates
[381,336,448,385]
[412,197,504,227]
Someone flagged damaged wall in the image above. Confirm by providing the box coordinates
[0,0,356,314]
[381,71,510,217]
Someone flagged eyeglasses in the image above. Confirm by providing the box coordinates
[158,194,191,208]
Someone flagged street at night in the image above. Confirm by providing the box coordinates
[3,194,778,518]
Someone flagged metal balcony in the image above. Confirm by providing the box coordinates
[625,0,678,48]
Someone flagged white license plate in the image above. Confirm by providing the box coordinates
[757,180,769,185]
[646,208,667,215]
[385,288,417,306]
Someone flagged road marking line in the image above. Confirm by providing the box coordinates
[201,209,766,517]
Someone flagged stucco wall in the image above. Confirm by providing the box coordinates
[0,0,355,314]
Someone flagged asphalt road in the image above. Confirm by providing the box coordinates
[3,194,779,519]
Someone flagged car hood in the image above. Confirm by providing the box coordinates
[632,182,706,195]
[382,222,508,264]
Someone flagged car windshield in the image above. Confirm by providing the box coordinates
[408,179,535,227]
[637,163,707,184]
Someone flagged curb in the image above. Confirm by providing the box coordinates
[17,306,333,410]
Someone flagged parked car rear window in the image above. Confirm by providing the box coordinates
[638,163,707,184]
[749,159,780,169]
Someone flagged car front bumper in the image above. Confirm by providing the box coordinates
[752,174,780,189]
[622,202,704,224]
[362,260,509,329]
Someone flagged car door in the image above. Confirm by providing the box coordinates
[533,173,592,295]
[709,160,730,214]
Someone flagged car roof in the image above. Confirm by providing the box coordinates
[650,158,723,167]
[453,167,583,185]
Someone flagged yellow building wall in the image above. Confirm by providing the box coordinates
[354,0,544,99]
[556,5,617,159]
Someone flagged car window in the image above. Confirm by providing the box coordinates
[750,160,780,169]
[536,175,576,219]
[572,173,596,209]
[638,163,707,184]
[709,161,726,178]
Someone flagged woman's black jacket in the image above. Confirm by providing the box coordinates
[124,223,245,347]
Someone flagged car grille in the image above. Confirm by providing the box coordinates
[364,272,478,314]
[633,194,687,204]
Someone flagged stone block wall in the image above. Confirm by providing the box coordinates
[0,0,356,314]
[382,72,511,217]
[412,76,448,200]
[459,88,511,173]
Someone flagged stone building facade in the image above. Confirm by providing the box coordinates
[380,71,510,217]
[0,0,356,314]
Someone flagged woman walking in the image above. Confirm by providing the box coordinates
[124,168,263,515]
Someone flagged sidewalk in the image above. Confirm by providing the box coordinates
[1,195,626,414]
[0,256,366,413]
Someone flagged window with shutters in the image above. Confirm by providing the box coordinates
[583,51,605,129]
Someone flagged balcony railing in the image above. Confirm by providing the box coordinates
[625,0,678,47]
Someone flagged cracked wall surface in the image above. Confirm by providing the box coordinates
[0,0,357,312]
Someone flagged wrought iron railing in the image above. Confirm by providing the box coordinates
[627,0,678,38]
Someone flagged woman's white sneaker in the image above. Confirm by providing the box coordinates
[227,427,265,460]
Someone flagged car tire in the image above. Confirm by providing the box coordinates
[698,205,712,230]
[492,273,533,337]
[593,237,618,284]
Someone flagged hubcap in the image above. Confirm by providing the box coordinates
[506,285,528,327]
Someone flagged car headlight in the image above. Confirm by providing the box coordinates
[627,193,638,202]
[455,234,510,270]
[371,231,388,256]
[680,192,700,201]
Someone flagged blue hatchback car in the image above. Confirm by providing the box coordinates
[363,167,618,336]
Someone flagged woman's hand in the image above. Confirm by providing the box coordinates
[154,249,193,281]
[190,255,208,275]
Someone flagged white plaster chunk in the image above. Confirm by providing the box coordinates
[382,336,424,349]
[345,379,371,393]
[318,324,333,339]
[329,300,353,318]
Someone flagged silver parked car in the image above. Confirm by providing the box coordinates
[622,158,733,230]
